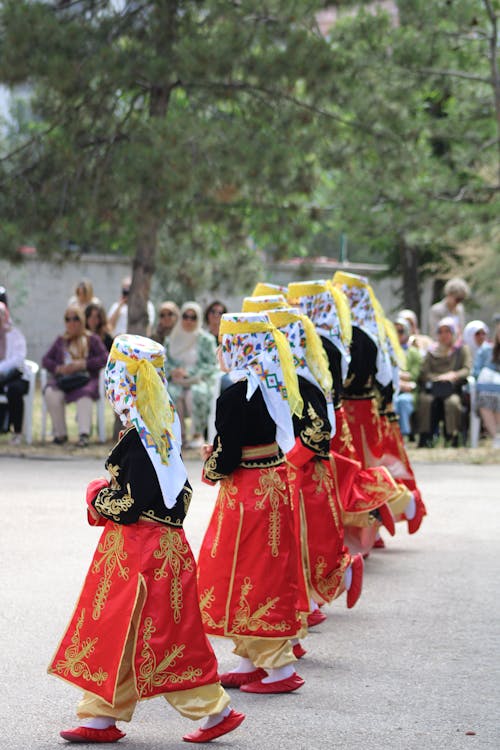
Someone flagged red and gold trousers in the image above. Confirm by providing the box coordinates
[197,462,307,640]
[49,520,220,706]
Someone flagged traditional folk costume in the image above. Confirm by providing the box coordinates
[332,272,426,535]
[265,307,364,622]
[197,312,307,694]
[49,335,244,744]
[288,281,403,556]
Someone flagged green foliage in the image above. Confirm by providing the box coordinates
[0,0,498,308]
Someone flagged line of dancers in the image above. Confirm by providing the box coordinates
[48,272,425,744]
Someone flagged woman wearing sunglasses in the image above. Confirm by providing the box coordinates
[42,305,108,447]
[165,301,217,448]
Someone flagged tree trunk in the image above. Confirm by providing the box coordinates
[399,239,421,321]
[128,218,160,335]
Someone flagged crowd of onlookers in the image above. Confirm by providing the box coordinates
[0,276,498,449]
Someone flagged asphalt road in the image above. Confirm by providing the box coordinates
[1,455,499,750]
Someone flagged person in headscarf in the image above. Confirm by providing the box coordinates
[0,301,29,445]
[152,300,180,344]
[416,316,472,447]
[266,306,364,639]
[197,312,307,695]
[473,317,500,447]
[463,320,489,360]
[288,280,403,554]
[165,301,218,448]
[48,334,245,745]
[331,273,426,536]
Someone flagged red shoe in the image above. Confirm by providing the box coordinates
[60,726,125,743]
[292,642,307,659]
[307,609,327,627]
[373,536,385,549]
[407,495,426,535]
[346,554,364,609]
[183,709,245,743]
[377,503,395,536]
[240,673,305,694]
[219,668,267,688]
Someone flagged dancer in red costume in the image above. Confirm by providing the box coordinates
[287,280,405,556]
[197,312,307,694]
[266,307,364,616]
[332,272,426,536]
[49,334,244,744]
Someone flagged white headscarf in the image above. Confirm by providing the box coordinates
[463,320,489,356]
[267,307,336,437]
[105,334,187,509]
[287,279,352,381]
[219,312,302,453]
[168,301,203,364]
[332,271,392,387]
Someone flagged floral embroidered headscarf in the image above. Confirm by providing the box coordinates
[219,312,302,452]
[105,334,187,509]
[287,279,352,381]
[267,307,335,437]
[332,271,392,386]
[242,294,290,313]
[251,282,289,297]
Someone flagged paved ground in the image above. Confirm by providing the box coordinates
[1,455,499,750]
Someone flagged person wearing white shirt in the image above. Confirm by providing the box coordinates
[107,276,155,337]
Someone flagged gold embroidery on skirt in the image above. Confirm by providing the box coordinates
[53,608,108,685]
[311,460,341,533]
[254,468,289,557]
[210,478,238,558]
[231,577,289,633]
[153,529,194,624]
[314,555,350,600]
[199,586,227,630]
[91,526,129,620]
[340,418,354,453]
[137,617,203,697]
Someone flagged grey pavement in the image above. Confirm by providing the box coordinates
[1,455,499,750]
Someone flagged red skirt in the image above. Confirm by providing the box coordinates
[299,457,351,603]
[197,464,305,639]
[49,521,219,704]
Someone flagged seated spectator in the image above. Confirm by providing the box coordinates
[473,317,500,448]
[398,308,433,353]
[68,279,100,311]
[152,300,180,344]
[393,317,422,439]
[416,317,471,447]
[463,320,489,361]
[107,276,155,337]
[165,301,217,448]
[85,302,114,351]
[42,305,108,447]
[204,300,228,343]
[0,301,29,445]
[428,278,470,342]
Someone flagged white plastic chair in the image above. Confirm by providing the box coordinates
[468,376,481,448]
[40,367,107,443]
[0,359,38,444]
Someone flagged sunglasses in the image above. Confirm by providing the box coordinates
[209,309,224,316]
[182,313,197,321]
[65,316,81,323]
[160,311,176,318]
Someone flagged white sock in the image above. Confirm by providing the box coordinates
[309,598,319,612]
[80,717,115,729]
[404,493,416,520]
[262,664,295,684]
[291,638,299,646]
[344,565,353,592]
[201,705,231,730]
[231,656,256,674]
